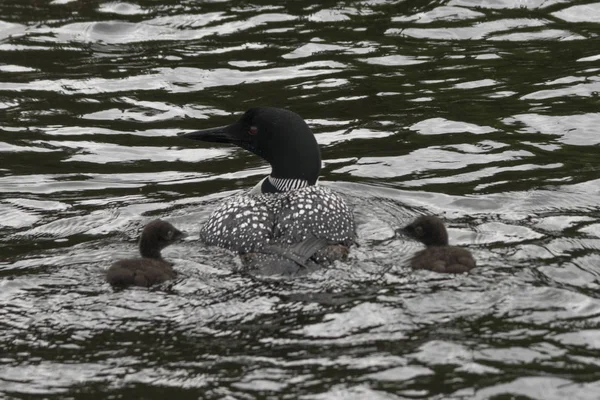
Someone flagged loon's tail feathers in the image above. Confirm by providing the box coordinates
[263,236,328,269]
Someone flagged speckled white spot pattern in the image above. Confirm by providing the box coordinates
[199,186,355,253]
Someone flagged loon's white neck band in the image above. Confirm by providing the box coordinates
[268,176,310,192]
[249,176,317,195]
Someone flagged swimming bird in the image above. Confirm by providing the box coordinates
[106,219,185,287]
[402,215,475,273]
[179,107,355,274]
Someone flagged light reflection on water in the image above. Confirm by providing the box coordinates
[1,0,599,398]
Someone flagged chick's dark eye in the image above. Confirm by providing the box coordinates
[248,126,258,136]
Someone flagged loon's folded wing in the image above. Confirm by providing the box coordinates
[263,236,328,269]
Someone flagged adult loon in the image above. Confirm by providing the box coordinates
[403,215,475,274]
[106,219,185,287]
[179,107,355,275]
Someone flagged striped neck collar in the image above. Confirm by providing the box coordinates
[268,176,310,192]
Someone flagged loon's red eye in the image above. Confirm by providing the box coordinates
[249,126,258,136]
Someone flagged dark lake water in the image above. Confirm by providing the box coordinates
[2,0,600,398]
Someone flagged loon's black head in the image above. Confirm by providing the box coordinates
[179,107,321,186]
[403,215,449,247]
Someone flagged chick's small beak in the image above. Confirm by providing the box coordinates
[174,229,187,240]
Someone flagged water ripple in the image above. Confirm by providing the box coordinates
[1,0,600,397]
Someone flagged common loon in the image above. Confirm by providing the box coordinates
[106,219,185,287]
[179,107,355,275]
[402,215,475,274]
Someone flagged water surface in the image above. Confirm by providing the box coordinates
[1,0,600,398]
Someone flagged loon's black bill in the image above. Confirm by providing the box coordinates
[179,125,237,144]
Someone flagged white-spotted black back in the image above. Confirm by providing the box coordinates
[199,186,355,253]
